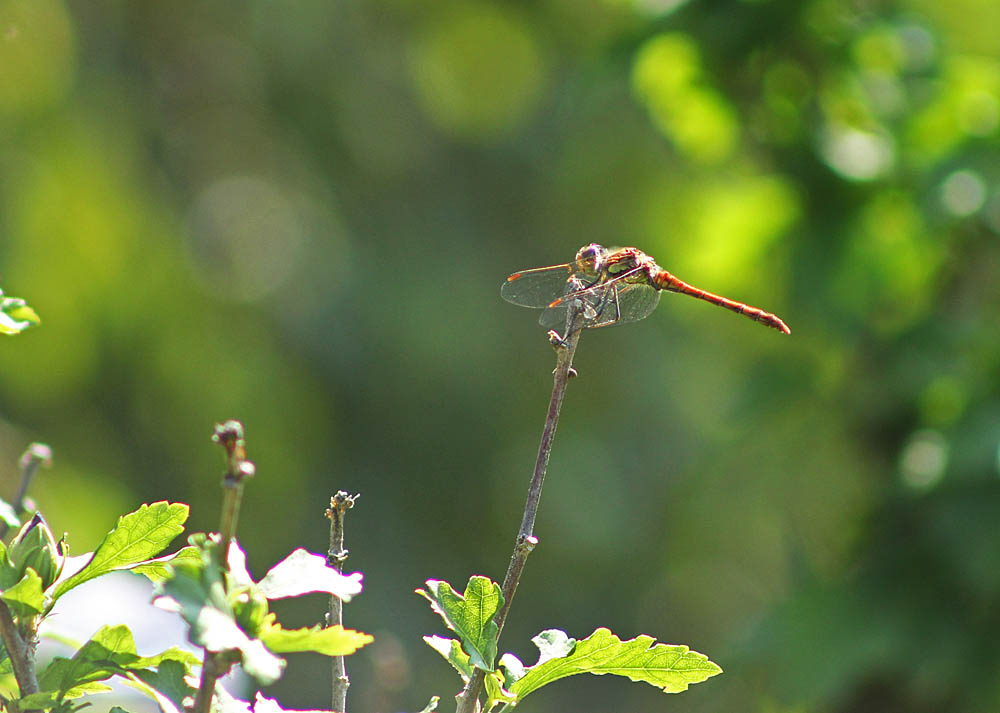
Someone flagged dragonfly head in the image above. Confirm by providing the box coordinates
[574,244,606,274]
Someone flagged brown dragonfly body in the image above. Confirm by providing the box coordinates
[502,244,791,334]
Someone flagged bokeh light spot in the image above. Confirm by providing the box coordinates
[186,175,306,302]
[940,169,986,216]
[634,0,691,16]
[669,174,799,289]
[897,23,936,71]
[408,5,545,140]
[820,126,895,180]
[632,33,738,163]
[900,430,948,490]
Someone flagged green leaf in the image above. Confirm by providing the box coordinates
[212,681,253,713]
[0,542,20,591]
[529,629,576,663]
[483,668,516,711]
[504,627,722,702]
[38,625,147,694]
[1,569,45,615]
[52,502,189,601]
[17,691,63,708]
[423,635,473,681]
[0,499,19,529]
[259,622,373,656]
[128,659,196,713]
[417,697,440,713]
[129,647,201,672]
[236,639,285,685]
[416,577,501,671]
[129,546,202,583]
[253,692,350,713]
[0,296,41,335]
[30,641,181,712]
[153,555,284,685]
[18,683,113,709]
[256,548,363,602]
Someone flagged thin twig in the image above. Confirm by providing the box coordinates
[0,444,52,540]
[212,420,254,566]
[192,421,255,713]
[456,306,586,713]
[0,600,38,706]
[326,491,358,713]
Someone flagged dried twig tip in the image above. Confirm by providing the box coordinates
[331,491,358,510]
[213,420,252,484]
[19,443,52,471]
[326,492,359,520]
[212,420,245,451]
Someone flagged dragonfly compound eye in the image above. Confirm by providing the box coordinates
[574,243,605,269]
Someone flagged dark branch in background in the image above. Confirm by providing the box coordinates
[456,307,586,713]
[326,491,358,713]
[192,421,255,713]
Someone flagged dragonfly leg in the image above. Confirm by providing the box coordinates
[547,330,568,347]
[588,285,623,329]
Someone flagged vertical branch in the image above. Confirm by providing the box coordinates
[326,491,358,713]
[0,444,52,540]
[192,421,255,713]
[0,600,38,706]
[212,420,255,566]
[0,444,51,710]
[456,307,586,713]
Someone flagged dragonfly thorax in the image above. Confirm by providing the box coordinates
[603,247,657,281]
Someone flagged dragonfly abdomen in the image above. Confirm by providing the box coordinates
[650,269,791,334]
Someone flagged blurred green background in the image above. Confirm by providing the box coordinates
[2,0,999,711]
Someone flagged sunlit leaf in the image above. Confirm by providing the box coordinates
[416,577,501,671]
[35,624,191,698]
[130,546,201,583]
[256,548,363,602]
[0,500,20,529]
[52,502,189,601]
[259,623,373,656]
[254,692,344,713]
[0,295,41,335]
[483,667,515,711]
[1,568,45,615]
[423,635,473,681]
[504,627,721,701]
[416,697,440,713]
[153,557,284,685]
[18,682,112,709]
[128,659,196,713]
[529,629,576,664]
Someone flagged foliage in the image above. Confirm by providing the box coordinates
[2,0,999,710]
[420,576,721,712]
[0,497,371,713]
[0,290,40,336]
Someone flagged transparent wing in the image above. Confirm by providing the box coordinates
[501,262,581,308]
[605,282,660,326]
[540,278,661,330]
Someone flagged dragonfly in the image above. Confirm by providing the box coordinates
[501,244,791,334]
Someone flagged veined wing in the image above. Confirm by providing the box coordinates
[540,264,661,329]
[501,262,583,308]
[539,279,660,329]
